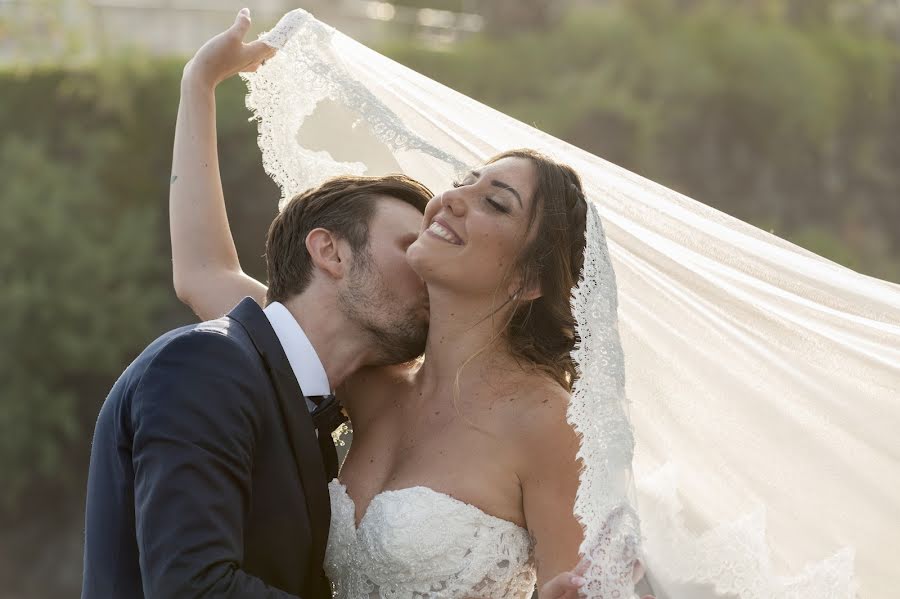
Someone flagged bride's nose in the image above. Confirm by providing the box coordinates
[439,189,466,217]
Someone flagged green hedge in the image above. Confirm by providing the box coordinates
[0,59,279,512]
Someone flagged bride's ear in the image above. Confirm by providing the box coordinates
[306,228,349,280]
[509,267,542,302]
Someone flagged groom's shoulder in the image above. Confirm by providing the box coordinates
[136,314,259,376]
[173,313,253,353]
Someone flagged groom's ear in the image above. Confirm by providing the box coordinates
[305,228,349,280]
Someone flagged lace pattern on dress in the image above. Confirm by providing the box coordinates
[325,480,536,599]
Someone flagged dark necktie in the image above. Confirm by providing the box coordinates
[308,394,347,480]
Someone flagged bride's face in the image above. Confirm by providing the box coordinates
[406,157,538,298]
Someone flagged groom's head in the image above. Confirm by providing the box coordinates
[265,174,431,364]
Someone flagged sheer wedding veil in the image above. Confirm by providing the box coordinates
[243,9,900,598]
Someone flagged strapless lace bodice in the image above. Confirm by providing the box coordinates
[324,479,536,599]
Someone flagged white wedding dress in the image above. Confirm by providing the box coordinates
[324,480,536,599]
[244,9,900,599]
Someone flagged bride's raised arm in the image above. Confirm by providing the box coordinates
[170,9,273,320]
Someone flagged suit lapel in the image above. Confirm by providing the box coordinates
[227,298,331,578]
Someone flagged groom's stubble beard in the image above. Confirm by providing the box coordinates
[338,251,428,366]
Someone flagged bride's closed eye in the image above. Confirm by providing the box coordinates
[451,180,510,214]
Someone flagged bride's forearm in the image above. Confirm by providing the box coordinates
[169,71,266,319]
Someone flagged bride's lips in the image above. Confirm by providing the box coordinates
[425,216,465,245]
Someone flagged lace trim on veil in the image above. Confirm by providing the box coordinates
[568,202,642,597]
[242,9,465,207]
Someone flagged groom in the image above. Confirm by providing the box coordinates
[81,10,432,599]
[81,177,430,599]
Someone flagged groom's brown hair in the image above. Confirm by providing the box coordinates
[265,174,431,304]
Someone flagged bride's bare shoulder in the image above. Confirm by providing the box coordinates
[338,361,419,423]
[500,373,577,454]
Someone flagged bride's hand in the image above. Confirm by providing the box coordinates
[540,558,655,599]
[538,569,586,599]
[183,8,275,89]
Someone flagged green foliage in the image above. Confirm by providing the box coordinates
[0,66,164,508]
[0,60,277,512]
[0,135,162,505]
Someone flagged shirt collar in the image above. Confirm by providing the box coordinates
[263,302,332,399]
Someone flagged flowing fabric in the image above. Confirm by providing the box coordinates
[243,9,900,598]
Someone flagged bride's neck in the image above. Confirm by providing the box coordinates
[416,286,515,390]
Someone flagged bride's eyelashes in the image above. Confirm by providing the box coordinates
[450,180,511,214]
[486,198,510,214]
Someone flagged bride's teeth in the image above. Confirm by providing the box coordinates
[429,222,459,244]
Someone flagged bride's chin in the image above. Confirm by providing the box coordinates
[406,242,432,273]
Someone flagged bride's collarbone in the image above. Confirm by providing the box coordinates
[340,376,561,521]
[355,384,549,475]
[341,412,527,527]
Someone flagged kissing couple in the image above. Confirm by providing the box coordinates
[82,9,650,599]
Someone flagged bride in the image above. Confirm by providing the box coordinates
[170,9,648,599]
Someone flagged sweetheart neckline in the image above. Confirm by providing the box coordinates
[329,478,529,534]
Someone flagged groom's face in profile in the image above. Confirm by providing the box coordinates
[339,196,429,364]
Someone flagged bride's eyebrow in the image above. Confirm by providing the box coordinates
[490,179,522,208]
[467,170,523,208]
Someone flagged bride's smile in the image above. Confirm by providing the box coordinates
[424,217,464,245]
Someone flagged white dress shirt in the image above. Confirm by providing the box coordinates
[263,302,331,414]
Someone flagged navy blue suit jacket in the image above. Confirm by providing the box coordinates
[82,298,332,599]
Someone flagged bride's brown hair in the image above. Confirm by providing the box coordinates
[490,149,588,392]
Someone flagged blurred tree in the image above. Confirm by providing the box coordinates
[0,0,94,65]
[0,59,277,513]
[481,0,572,34]
[0,133,163,508]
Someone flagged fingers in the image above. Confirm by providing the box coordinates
[246,40,277,60]
[232,7,252,39]
[541,570,587,599]
[631,558,646,584]
[573,556,591,577]
[240,44,276,73]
